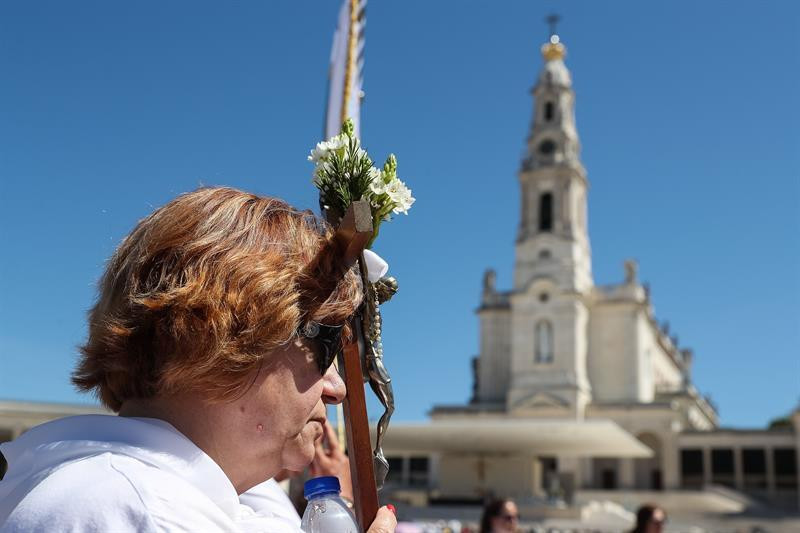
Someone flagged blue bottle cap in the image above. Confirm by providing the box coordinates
[303,476,341,500]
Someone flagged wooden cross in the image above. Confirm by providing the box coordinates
[327,200,379,530]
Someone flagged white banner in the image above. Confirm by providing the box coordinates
[325,0,365,139]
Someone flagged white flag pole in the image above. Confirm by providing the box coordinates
[326,0,367,450]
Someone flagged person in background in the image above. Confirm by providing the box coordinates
[479,498,519,533]
[308,419,353,501]
[630,503,667,533]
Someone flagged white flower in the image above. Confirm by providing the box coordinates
[327,134,347,151]
[385,178,415,215]
[368,167,385,195]
[307,121,414,233]
[307,134,348,163]
[308,142,328,163]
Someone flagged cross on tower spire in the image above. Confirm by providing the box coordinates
[545,14,560,40]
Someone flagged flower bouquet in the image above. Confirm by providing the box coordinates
[309,119,414,247]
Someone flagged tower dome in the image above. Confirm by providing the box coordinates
[536,35,572,88]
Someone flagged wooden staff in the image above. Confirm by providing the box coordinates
[328,200,379,530]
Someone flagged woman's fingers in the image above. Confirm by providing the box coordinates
[366,506,397,533]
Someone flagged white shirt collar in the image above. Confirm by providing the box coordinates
[1,414,241,519]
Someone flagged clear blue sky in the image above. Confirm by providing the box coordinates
[1,1,798,428]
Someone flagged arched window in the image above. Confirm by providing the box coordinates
[539,193,553,231]
[535,320,554,363]
[544,102,554,122]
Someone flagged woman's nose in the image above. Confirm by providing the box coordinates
[321,363,346,404]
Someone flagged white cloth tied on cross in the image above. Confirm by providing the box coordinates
[363,249,389,282]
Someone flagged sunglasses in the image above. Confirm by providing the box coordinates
[498,514,519,522]
[298,321,344,374]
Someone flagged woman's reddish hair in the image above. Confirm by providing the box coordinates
[73,187,361,411]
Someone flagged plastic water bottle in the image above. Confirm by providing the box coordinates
[300,476,358,533]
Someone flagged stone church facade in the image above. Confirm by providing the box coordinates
[454,31,715,493]
[418,32,800,511]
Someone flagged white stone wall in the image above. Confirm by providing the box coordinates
[587,300,640,402]
[477,308,512,402]
[678,431,796,449]
[635,312,657,401]
[508,283,591,417]
[514,236,592,294]
[586,297,685,404]
[437,453,538,499]
[636,314,684,395]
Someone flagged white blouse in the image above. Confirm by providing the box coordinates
[0,415,300,532]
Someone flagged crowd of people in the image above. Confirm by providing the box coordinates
[390,500,666,533]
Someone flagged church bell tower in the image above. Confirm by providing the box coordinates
[506,20,593,419]
[514,25,592,294]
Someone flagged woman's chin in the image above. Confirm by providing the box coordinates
[281,429,319,471]
[282,449,315,473]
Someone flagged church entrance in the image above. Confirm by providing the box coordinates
[634,433,663,490]
[592,458,620,489]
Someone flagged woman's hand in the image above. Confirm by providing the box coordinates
[367,506,397,533]
[309,419,353,500]
[311,420,396,531]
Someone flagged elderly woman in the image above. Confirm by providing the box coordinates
[0,187,396,532]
